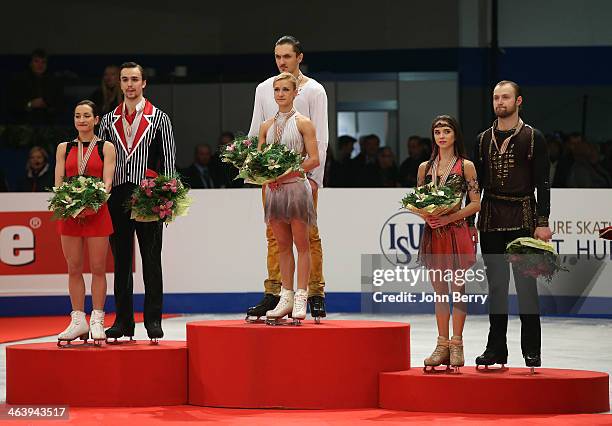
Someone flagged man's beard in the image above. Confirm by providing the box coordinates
[495,104,517,118]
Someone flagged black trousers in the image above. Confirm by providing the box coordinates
[108,183,164,327]
[480,229,541,356]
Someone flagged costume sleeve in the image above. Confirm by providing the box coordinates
[305,86,329,188]
[160,113,177,175]
[248,84,264,138]
[467,134,484,227]
[97,113,110,141]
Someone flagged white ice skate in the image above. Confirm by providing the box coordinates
[291,289,308,326]
[57,311,89,347]
[265,287,294,325]
[89,310,106,346]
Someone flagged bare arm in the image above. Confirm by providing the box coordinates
[54,143,67,187]
[296,117,319,173]
[447,160,481,221]
[102,141,116,193]
[416,161,428,187]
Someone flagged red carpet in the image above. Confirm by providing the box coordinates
[6,341,188,406]
[380,367,610,414]
[0,313,179,344]
[187,320,410,409]
[1,406,610,425]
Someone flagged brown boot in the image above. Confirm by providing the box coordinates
[423,336,450,372]
[449,335,464,372]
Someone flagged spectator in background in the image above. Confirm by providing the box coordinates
[351,133,381,187]
[22,146,54,191]
[547,135,564,187]
[8,49,63,125]
[377,146,400,187]
[554,132,583,187]
[181,144,221,189]
[327,135,355,187]
[602,140,612,179]
[422,137,433,159]
[399,135,428,187]
[0,170,8,192]
[211,131,243,188]
[90,65,122,115]
[566,142,612,188]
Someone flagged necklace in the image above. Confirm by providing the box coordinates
[296,71,306,94]
[273,108,296,144]
[431,154,457,187]
[492,117,524,154]
[74,135,100,176]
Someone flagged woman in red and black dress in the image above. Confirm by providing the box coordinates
[417,115,480,371]
[54,100,116,345]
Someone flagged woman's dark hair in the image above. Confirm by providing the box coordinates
[75,99,99,117]
[425,115,466,173]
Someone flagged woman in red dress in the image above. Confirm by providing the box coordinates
[417,115,480,371]
[54,100,116,346]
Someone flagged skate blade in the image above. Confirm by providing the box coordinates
[423,365,452,374]
[57,340,90,348]
[149,338,161,345]
[475,364,507,372]
[313,317,322,324]
[265,318,294,326]
[245,315,266,324]
[450,366,463,374]
[105,336,136,345]
[93,339,105,347]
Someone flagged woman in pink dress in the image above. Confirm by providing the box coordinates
[417,115,480,371]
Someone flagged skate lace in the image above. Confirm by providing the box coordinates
[277,297,292,310]
[432,344,447,357]
[90,317,104,326]
[294,295,307,311]
[61,312,83,335]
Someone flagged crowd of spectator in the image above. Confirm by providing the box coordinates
[2,50,612,191]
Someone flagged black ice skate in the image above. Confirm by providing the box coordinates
[245,294,280,323]
[307,295,326,324]
[105,321,135,344]
[146,321,164,344]
[475,348,508,371]
[524,353,541,375]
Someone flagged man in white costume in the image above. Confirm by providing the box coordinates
[246,35,329,322]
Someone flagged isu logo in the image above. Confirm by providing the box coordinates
[0,225,35,266]
[379,211,424,265]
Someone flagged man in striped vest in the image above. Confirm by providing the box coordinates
[98,62,176,342]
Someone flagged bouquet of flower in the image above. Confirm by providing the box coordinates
[220,136,258,169]
[506,237,567,283]
[129,175,192,223]
[238,142,305,185]
[401,183,462,217]
[48,176,109,220]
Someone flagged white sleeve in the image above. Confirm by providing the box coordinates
[248,85,264,138]
[306,87,329,187]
